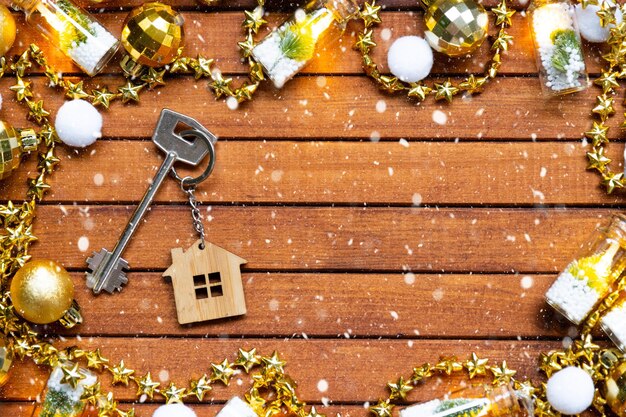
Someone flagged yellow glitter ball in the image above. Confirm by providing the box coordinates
[424,0,489,57]
[121,2,185,68]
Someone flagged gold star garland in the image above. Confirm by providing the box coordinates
[355,0,514,103]
[0,51,59,287]
[7,1,267,111]
[370,354,528,417]
[583,1,626,194]
[1,4,626,417]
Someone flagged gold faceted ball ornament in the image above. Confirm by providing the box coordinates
[121,2,185,68]
[423,0,489,57]
[0,120,38,181]
[10,260,75,325]
[0,337,13,387]
[605,361,626,417]
[0,5,16,57]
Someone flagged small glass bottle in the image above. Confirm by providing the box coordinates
[546,214,626,325]
[252,0,358,88]
[601,292,626,352]
[33,362,97,417]
[399,383,533,417]
[11,0,119,76]
[604,360,626,417]
[528,0,589,96]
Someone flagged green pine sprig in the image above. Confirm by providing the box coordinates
[279,22,316,61]
[56,0,96,50]
[550,29,582,74]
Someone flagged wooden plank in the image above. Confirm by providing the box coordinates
[6,13,551,76]
[1,141,621,205]
[62,272,564,338]
[27,206,611,272]
[0,76,608,140]
[0,339,561,402]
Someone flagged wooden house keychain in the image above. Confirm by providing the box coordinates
[163,140,248,325]
[85,109,248,324]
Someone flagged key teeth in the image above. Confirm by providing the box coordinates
[103,268,128,294]
[86,249,109,290]
[85,249,130,294]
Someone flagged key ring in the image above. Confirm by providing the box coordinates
[171,129,216,187]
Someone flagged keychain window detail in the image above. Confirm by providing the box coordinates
[193,272,224,300]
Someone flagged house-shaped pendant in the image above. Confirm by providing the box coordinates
[163,239,247,324]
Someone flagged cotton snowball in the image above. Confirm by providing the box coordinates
[546,366,595,415]
[575,2,622,43]
[55,99,102,147]
[152,404,197,417]
[387,36,433,83]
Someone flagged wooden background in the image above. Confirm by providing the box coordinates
[0,0,622,416]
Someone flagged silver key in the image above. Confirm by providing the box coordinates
[86,109,217,294]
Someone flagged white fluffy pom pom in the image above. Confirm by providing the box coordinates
[575,2,622,43]
[55,99,102,147]
[387,36,433,83]
[152,404,197,417]
[546,366,595,415]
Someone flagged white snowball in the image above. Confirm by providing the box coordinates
[575,2,622,43]
[55,99,102,147]
[546,366,595,415]
[387,36,433,83]
[153,404,197,417]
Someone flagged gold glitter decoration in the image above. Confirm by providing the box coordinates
[9,259,74,324]
[356,0,513,102]
[424,0,489,57]
[121,2,185,68]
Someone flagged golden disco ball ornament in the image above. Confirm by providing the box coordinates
[0,5,16,57]
[10,260,82,326]
[605,360,626,417]
[120,2,185,75]
[423,0,489,57]
[0,337,13,387]
[0,120,38,181]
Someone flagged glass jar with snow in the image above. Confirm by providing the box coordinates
[529,0,589,95]
[399,383,533,417]
[11,0,119,76]
[601,292,626,352]
[252,0,358,89]
[546,214,626,325]
[33,362,97,417]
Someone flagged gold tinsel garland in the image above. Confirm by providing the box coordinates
[584,1,626,194]
[355,0,514,102]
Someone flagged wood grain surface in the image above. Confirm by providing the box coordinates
[0,1,616,416]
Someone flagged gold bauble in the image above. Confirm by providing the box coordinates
[0,120,22,181]
[606,361,626,417]
[10,260,74,325]
[121,2,185,68]
[423,0,489,57]
[0,5,16,57]
[0,337,13,387]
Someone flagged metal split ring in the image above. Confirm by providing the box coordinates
[170,129,216,188]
